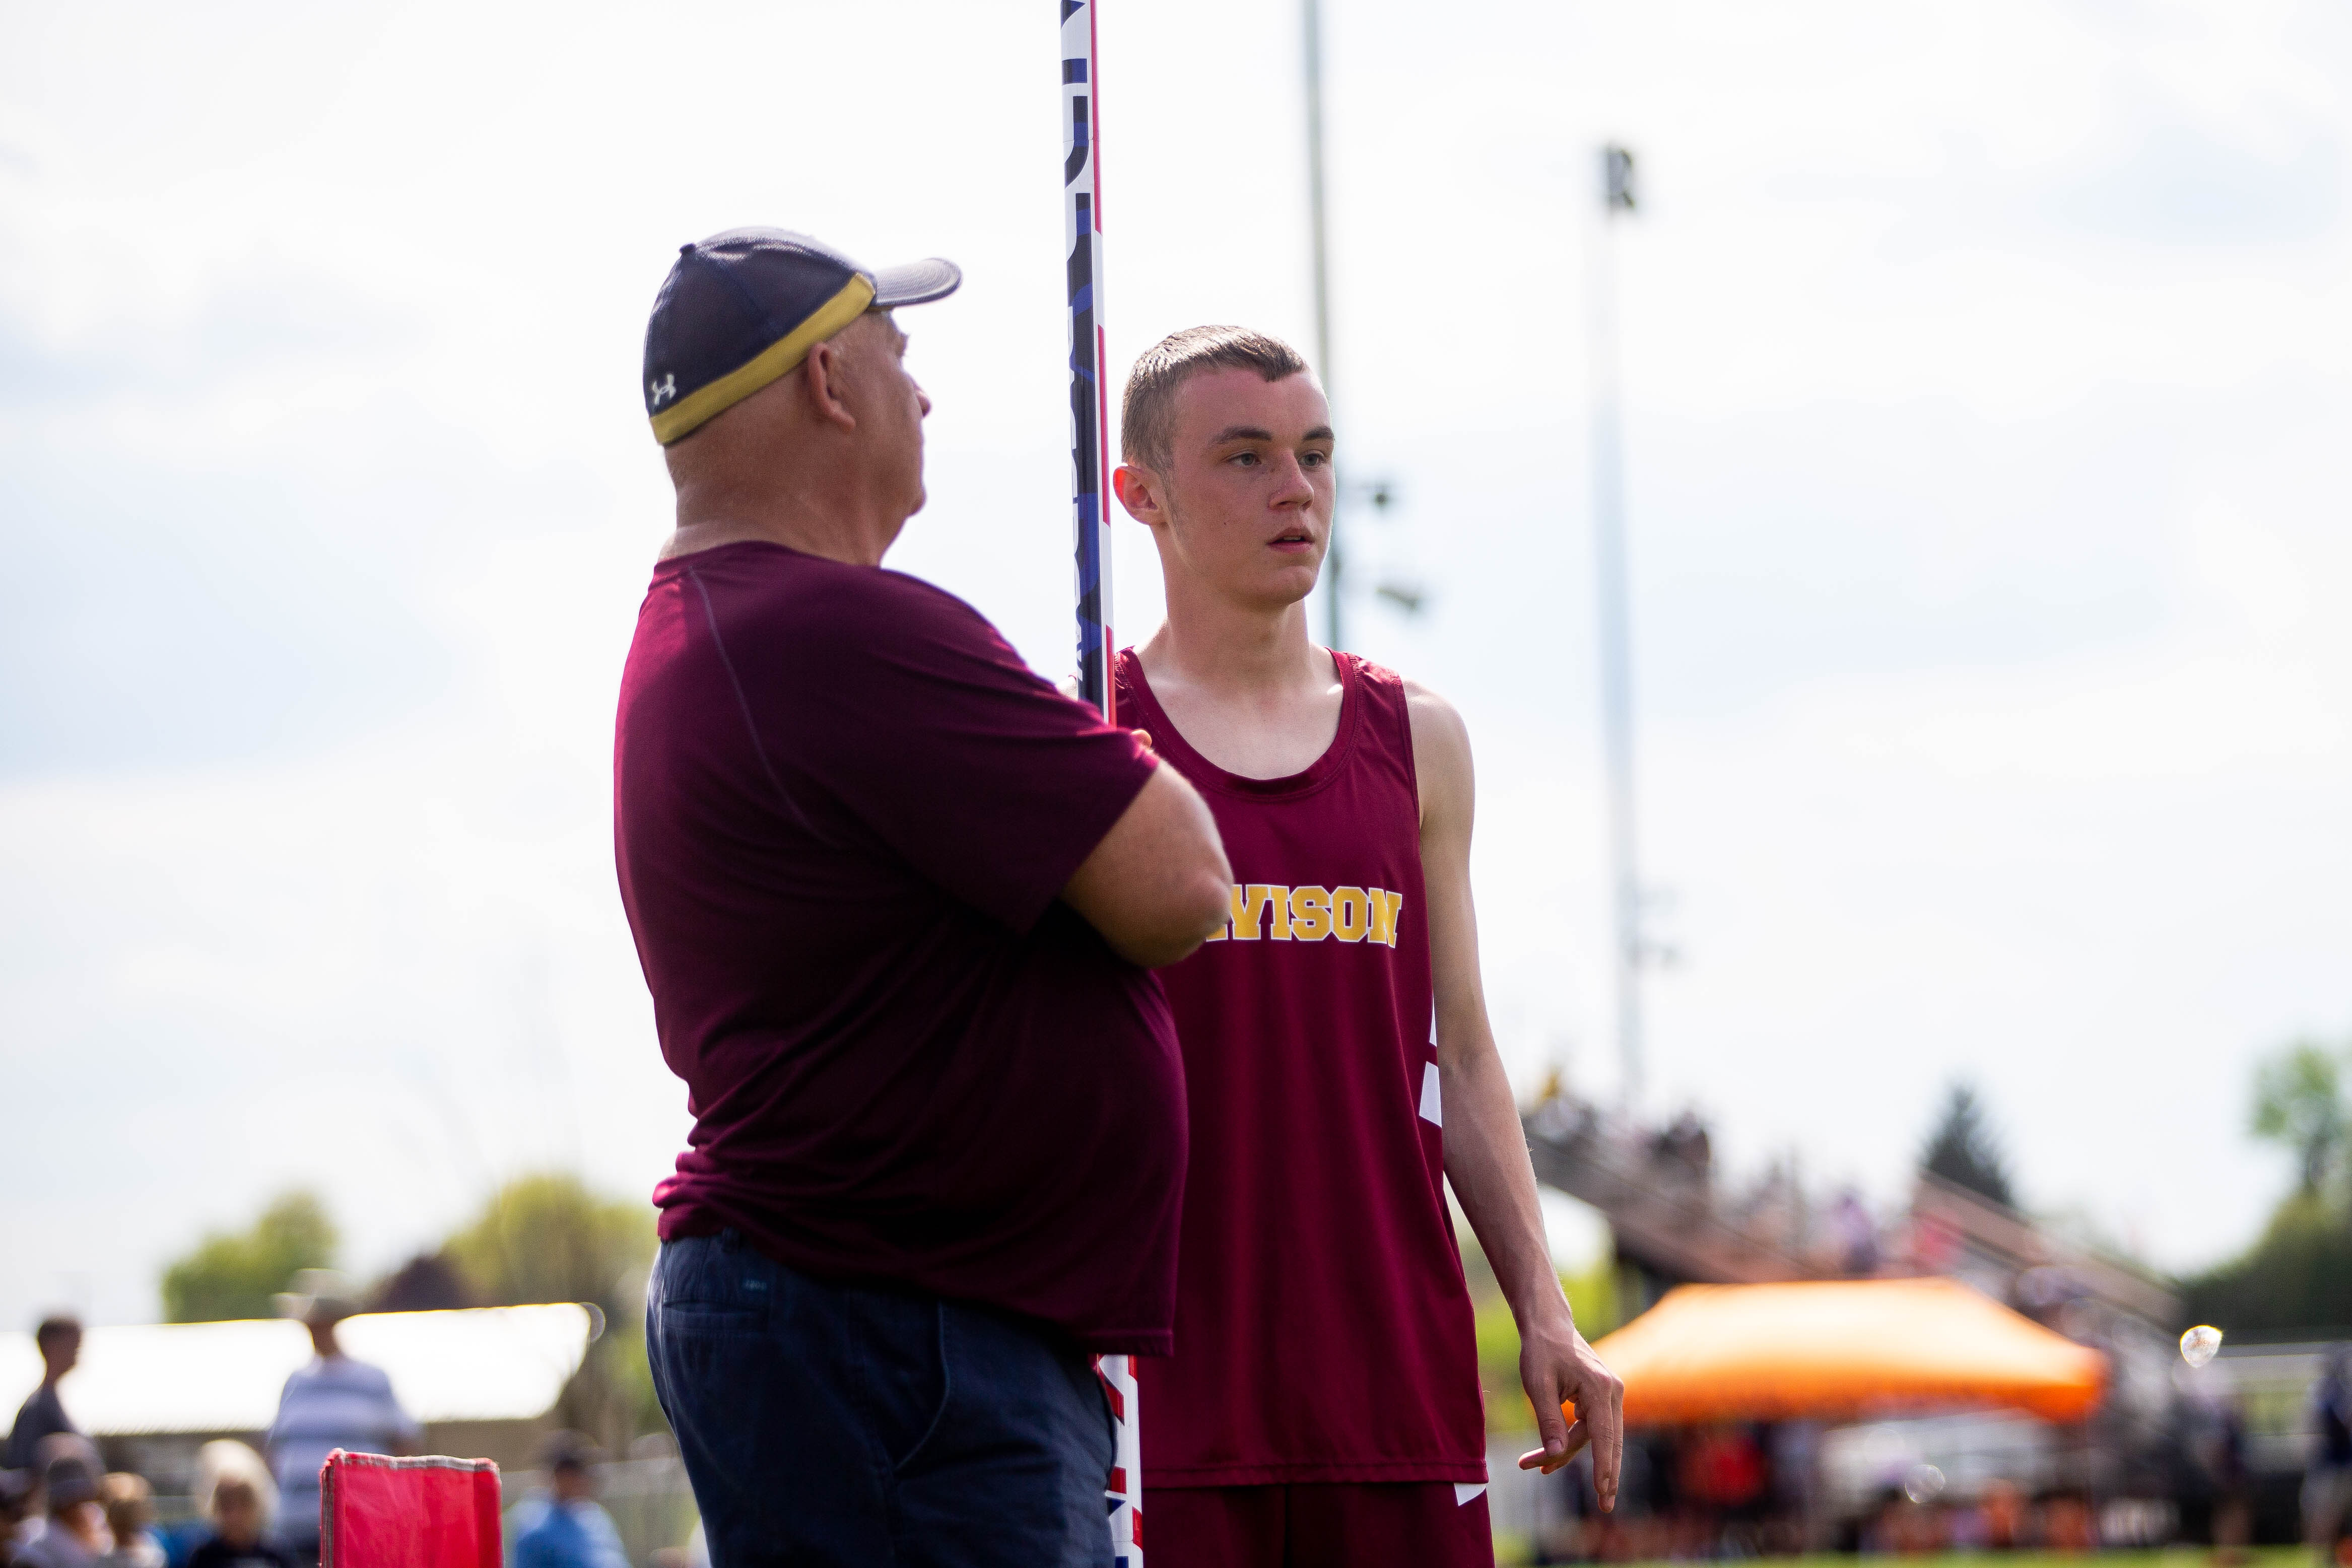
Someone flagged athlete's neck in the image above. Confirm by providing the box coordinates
[1136,580,1342,780]
[1140,579,1327,701]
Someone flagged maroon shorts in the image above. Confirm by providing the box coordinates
[1150,1481,1493,1568]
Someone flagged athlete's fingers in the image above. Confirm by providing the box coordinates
[1516,1417,1590,1475]
[1527,1359,1573,1466]
[1575,1352,1626,1513]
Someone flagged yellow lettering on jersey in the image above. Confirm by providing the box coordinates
[1329,886,1370,942]
[1232,883,1281,940]
[1369,888,1405,947]
[1288,885,1333,942]
[1265,884,1294,939]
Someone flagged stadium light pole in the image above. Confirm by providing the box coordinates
[1304,0,1342,651]
[1591,144,1646,1112]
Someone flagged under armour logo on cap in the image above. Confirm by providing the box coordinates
[640,227,963,446]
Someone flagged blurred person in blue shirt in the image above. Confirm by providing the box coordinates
[2307,1348,2352,1568]
[262,1274,418,1562]
[509,1435,627,1568]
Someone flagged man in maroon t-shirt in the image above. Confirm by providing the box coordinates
[613,229,1230,1566]
[1109,326,1626,1567]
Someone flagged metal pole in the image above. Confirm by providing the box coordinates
[1061,13,1139,1563]
[1591,145,1642,1110]
[1304,0,1341,651]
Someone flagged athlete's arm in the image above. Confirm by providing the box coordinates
[1062,762,1233,968]
[1407,679,1625,1507]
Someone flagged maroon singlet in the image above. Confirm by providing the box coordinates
[1117,648,1486,1488]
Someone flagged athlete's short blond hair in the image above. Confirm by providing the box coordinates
[1121,326,1311,471]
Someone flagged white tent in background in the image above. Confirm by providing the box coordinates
[0,1304,596,1445]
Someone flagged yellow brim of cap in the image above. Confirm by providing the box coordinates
[650,274,877,445]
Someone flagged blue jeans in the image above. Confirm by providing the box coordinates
[647,1232,1116,1567]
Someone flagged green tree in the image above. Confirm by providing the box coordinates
[439,1173,661,1449]
[443,1172,652,1310]
[2252,1040,2348,1197]
[1921,1082,2015,1209]
[160,1190,338,1323]
[2183,1038,2352,1335]
[2182,1192,2352,1334]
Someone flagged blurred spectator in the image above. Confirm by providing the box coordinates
[2042,1490,2095,1552]
[1769,1422,1820,1548]
[1863,1484,1936,1553]
[17,1452,107,1568]
[1677,1425,1766,1514]
[4,1467,43,1559]
[1979,1478,2027,1551]
[1831,1192,1880,1277]
[508,1434,627,1568]
[1651,1112,1714,1188]
[262,1273,418,1564]
[6,1321,84,1472]
[2307,1349,2352,1568]
[95,1476,162,1568]
[187,1445,290,1568]
[2211,1393,2252,1564]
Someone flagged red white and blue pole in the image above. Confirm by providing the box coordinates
[1063,0,1116,727]
[1062,6,1140,1564]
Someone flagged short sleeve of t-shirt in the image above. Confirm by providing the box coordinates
[735,566,1156,933]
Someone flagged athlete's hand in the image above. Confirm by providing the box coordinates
[1054,673,1155,755]
[1514,1311,1625,1510]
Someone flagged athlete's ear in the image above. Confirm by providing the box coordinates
[1112,462,1167,528]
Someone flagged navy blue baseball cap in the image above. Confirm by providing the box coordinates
[643,228,961,445]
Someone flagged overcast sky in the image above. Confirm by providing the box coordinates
[4,0,2349,1328]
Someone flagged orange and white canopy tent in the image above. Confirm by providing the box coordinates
[1590,1277,2106,1426]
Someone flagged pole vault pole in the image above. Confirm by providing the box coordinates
[1061,6,1142,1564]
[1064,0,1116,725]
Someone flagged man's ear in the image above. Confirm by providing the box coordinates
[1113,462,1165,526]
[802,338,858,432]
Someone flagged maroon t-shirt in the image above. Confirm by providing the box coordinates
[1117,648,1486,1485]
[614,541,1186,1355]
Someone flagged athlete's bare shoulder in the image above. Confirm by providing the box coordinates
[1397,675,1474,831]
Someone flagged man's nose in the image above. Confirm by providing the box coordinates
[1270,454,1315,508]
[915,382,932,418]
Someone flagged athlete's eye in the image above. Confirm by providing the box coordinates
[1301,451,1329,469]
[1230,451,1260,467]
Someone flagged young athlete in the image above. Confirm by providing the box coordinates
[1111,326,1625,1566]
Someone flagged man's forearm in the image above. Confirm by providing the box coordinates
[1441,1040,1572,1329]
